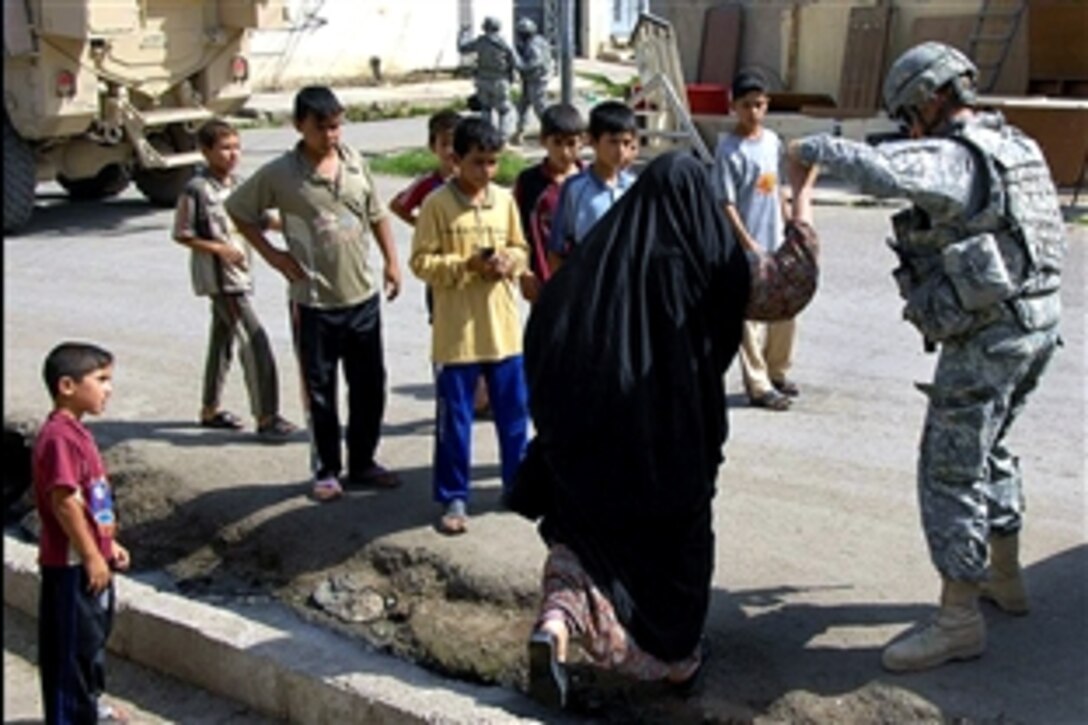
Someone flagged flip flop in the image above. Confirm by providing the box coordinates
[528,628,569,708]
[750,390,791,411]
[257,415,298,441]
[773,378,801,397]
[439,514,467,535]
[200,410,244,430]
[311,476,343,502]
[438,500,468,535]
[350,464,402,489]
[97,702,130,724]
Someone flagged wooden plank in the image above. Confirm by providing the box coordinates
[697,4,742,86]
[837,4,892,113]
[770,92,835,113]
[800,105,884,119]
[1029,1,1088,83]
[910,15,976,55]
[980,98,1088,185]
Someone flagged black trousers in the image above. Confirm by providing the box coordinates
[291,296,386,479]
[39,566,114,725]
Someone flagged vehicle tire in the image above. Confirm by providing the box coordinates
[58,163,131,200]
[134,125,197,207]
[4,114,36,234]
[3,428,33,513]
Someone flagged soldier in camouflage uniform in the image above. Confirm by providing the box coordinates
[459,17,517,140]
[512,17,552,145]
[786,42,1066,672]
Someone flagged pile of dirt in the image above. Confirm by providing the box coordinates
[5,425,956,723]
[99,444,741,720]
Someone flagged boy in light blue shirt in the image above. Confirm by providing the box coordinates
[714,69,797,412]
[547,101,638,272]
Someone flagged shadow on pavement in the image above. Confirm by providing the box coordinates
[700,543,1087,722]
[14,194,168,238]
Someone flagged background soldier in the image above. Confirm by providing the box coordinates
[512,17,553,145]
[459,16,517,140]
[787,42,1066,673]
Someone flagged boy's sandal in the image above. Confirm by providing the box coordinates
[200,410,244,430]
[97,702,131,724]
[350,464,402,489]
[750,390,791,411]
[439,512,468,535]
[773,378,801,397]
[257,415,298,440]
[311,477,344,502]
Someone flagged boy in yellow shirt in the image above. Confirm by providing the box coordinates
[409,117,530,535]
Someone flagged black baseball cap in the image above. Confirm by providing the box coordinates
[731,69,769,99]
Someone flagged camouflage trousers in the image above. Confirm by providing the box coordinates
[475,79,513,138]
[916,317,1059,581]
[516,75,549,133]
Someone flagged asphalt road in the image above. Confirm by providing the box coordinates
[3,120,1086,723]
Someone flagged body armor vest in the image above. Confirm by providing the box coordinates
[889,113,1065,343]
[517,36,551,80]
[474,34,515,81]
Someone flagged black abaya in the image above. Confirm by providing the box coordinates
[516,152,751,662]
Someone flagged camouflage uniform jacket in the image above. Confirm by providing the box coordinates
[796,112,1065,344]
[516,34,552,80]
[459,30,517,82]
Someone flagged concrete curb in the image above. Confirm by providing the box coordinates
[3,534,560,724]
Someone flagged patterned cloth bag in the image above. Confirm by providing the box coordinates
[745,219,820,321]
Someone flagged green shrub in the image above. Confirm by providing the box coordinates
[369,148,529,186]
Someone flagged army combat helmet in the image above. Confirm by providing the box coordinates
[516,17,537,35]
[483,16,501,33]
[882,42,978,125]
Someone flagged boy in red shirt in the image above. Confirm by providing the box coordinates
[34,341,131,723]
[389,109,461,228]
[511,103,584,302]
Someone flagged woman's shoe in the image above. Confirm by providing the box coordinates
[528,628,569,709]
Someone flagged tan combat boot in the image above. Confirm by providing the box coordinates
[882,579,985,673]
[979,533,1029,615]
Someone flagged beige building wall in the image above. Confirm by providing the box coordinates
[247,0,621,91]
[249,0,514,90]
[653,0,1023,100]
[791,0,997,99]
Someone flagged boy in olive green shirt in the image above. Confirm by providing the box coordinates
[226,86,402,502]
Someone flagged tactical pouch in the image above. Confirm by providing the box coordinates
[1009,293,1061,332]
[891,264,914,299]
[902,276,979,342]
[941,232,1016,311]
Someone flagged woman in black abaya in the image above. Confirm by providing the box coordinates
[512,151,818,706]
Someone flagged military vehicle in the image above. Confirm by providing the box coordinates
[3,0,284,233]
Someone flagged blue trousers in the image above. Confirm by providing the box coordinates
[39,566,114,725]
[433,356,529,504]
